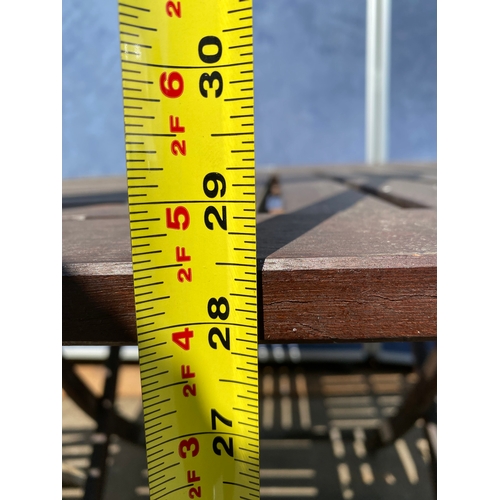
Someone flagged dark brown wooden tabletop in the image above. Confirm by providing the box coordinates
[62,162,436,345]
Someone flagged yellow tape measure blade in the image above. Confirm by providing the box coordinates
[118,0,259,497]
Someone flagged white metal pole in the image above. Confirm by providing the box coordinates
[366,0,392,165]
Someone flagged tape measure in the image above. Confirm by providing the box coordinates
[118,0,259,498]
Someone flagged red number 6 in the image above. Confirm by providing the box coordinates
[160,71,184,98]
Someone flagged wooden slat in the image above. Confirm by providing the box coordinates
[257,172,436,341]
[316,162,436,208]
[62,164,436,345]
[63,176,128,208]
[326,175,436,209]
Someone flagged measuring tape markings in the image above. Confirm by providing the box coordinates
[119,0,259,498]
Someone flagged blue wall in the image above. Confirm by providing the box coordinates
[63,0,436,177]
[390,0,437,161]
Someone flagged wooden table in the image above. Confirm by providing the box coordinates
[63,162,437,498]
[62,162,436,346]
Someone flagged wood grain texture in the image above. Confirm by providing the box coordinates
[260,263,436,342]
[62,164,436,345]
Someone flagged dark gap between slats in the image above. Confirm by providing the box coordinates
[328,176,429,209]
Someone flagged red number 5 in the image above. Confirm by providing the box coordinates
[166,206,190,230]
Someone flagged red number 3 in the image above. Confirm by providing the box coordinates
[179,437,200,458]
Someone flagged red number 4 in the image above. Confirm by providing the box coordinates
[172,327,193,350]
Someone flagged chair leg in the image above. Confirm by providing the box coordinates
[367,347,437,449]
[83,346,121,500]
[63,347,145,500]
[425,420,437,497]
[62,354,144,444]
